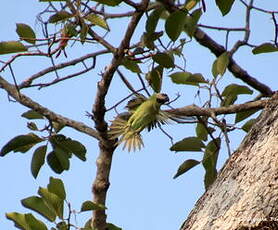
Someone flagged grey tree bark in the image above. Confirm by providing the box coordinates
[180,94,278,230]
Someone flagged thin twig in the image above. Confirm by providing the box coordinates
[137,73,151,96]
[117,69,137,93]
[19,50,108,88]
[106,88,145,112]
[198,24,246,31]
[272,13,278,46]
[31,62,95,89]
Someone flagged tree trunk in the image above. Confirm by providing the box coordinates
[180,94,278,230]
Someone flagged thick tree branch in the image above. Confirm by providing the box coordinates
[166,99,269,117]
[91,1,150,229]
[194,28,273,96]
[0,76,99,140]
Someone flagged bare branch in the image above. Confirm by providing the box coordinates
[198,24,246,32]
[272,12,278,46]
[117,69,137,93]
[230,0,253,55]
[194,28,274,96]
[19,50,109,88]
[122,0,139,9]
[0,76,100,140]
[32,62,95,88]
[166,99,269,117]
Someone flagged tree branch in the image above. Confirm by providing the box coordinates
[0,76,100,140]
[194,28,274,96]
[91,1,150,229]
[19,50,109,88]
[166,99,269,117]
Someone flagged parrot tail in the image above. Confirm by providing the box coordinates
[120,131,144,152]
[108,114,144,151]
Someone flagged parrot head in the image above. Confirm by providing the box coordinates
[156,93,169,105]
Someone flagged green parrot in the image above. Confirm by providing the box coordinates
[109,93,170,151]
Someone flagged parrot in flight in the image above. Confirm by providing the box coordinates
[108,93,170,151]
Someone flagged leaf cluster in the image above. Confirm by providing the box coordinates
[0,110,87,178]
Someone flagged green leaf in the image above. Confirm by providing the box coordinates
[63,23,78,37]
[21,110,44,119]
[173,159,200,179]
[85,14,109,30]
[16,23,36,45]
[25,213,48,230]
[215,0,235,16]
[221,84,253,106]
[222,84,253,96]
[204,167,217,190]
[165,10,187,41]
[184,8,202,37]
[80,22,89,44]
[252,43,278,54]
[221,94,237,106]
[47,151,64,174]
[196,122,208,141]
[146,65,163,93]
[38,187,64,219]
[169,71,192,84]
[65,140,87,161]
[54,148,70,171]
[235,108,259,123]
[106,223,122,230]
[48,177,66,200]
[48,11,73,23]
[31,145,47,179]
[170,137,205,152]
[49,135,86,161]
[27,122,39,131]
[190,73,208,84]
[203,138,220,167]
[0,41,27,55]
[169,71,207,86]
[52,122,65,133]
[21,196,56,222]
[142,31,163,50]
[216,52,230,76]
[152,52,175,68]
[241,118,256,132]
[80,201,106,212]
[122,58,141,73]
[6,212,29,230]
[0,133,43,156]
[146,7,164,33]
[202,138,221,190]
[90,0,122,6]
[211,59,218,78]
[49,135,66,146]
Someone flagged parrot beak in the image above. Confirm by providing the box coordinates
[156,93,169,104]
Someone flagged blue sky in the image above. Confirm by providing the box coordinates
[1,1,278,230]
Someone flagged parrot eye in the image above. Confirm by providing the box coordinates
[156,93,169,104]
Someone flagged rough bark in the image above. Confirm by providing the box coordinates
[180,93,278,230]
